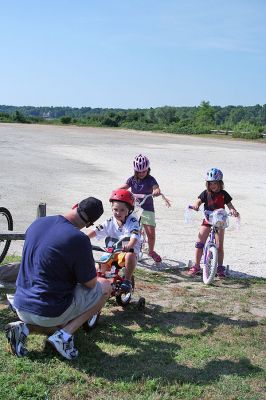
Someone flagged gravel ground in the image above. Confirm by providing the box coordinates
[1,123,265,278]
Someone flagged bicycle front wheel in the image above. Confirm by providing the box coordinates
[116,276,135,307]
[0,207,13,263]
[203,245,218,285]
[138,226,148,261]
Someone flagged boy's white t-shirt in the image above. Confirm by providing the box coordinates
[92,212,141,254]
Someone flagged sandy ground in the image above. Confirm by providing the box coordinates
[0,123,266,278]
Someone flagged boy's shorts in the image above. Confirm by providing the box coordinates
[141,210,156,227]
[101,252,126,269]
[16,282,103,327]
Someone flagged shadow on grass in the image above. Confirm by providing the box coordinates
[0,303,261,385]
[139,258,266,289]
[139,256,187,272]
[107,302,259,336]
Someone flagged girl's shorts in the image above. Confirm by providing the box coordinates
[141,210,156,227]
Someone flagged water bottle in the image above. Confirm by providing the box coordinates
[184,206,193,224]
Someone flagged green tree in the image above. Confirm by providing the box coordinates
[13,111,28,123]
[196,101,215,125]
[60,116,72,124]
[232,121,262,139]
[155,106,177,124]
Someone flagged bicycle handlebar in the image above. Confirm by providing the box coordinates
[91,236,134,254]
[133,193,153,206]
[188,205,232,218]
[91,245,134,254]
[186,205,240,228]
[133,193,171,208]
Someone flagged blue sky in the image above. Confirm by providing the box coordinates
[0,0,265,108]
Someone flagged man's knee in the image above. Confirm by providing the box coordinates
[0,262,20,283]
[101,280,112,298]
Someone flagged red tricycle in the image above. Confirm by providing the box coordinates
[83,236,146,331]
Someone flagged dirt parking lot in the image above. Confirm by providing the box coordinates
[1,123,265,278]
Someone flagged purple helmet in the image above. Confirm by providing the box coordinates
[133,154,150,172]
[206,168,223,181]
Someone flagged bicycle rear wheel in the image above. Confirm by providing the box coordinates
[203,245,218,285]
[0,207,13,263]
[82,312,100,331]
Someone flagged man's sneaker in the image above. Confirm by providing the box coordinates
[187,265,202,276]
[217,265,226,279]
[47,330,78,360]
[120,279,132,293]
[5,321,29,357]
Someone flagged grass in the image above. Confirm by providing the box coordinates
[0,257,265,399]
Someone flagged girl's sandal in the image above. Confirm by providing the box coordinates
[149,251,162,263]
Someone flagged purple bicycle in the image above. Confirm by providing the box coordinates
[187,206,233,284]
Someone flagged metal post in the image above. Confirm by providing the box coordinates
[37,203,46,218]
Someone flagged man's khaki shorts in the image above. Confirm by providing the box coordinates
[16,282,103,327]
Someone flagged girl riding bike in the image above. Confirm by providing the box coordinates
[188,168,239,279]
[119,154,163,263]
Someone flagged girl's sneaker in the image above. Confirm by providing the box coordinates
[188,264,202,276]
[217,265,226,279]
[149,251,162,263]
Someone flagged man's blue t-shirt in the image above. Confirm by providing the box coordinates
[14,215,96,317]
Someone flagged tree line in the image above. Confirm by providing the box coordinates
[1,102,266,140]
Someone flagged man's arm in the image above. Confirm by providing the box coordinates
[87,230,96,239]
[83,276,98,289]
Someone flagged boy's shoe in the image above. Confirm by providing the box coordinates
[187,265,202,276]
[217,265,226,279]
[120,279,132,293]
[5,321,29,357]
[47,330,78,360]
[149,251,162,263]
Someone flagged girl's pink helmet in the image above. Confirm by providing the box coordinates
[133,154,150,172]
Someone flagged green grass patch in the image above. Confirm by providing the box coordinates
[0,256,265,399]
